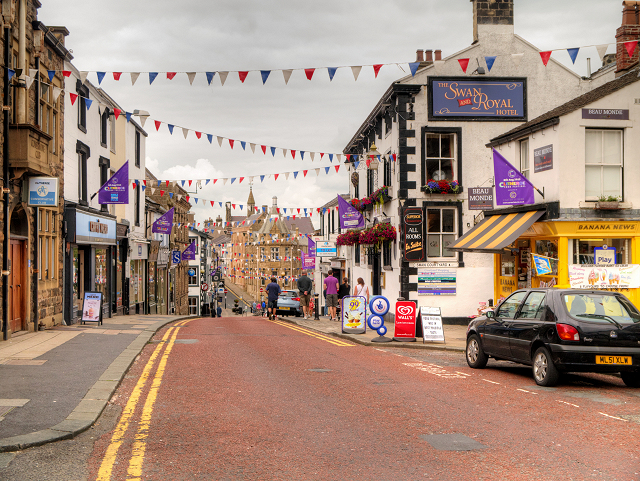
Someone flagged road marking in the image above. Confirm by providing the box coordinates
[516,388,538,395]
[482,379,500,385]
[598,412,629,422]
[557,400,580,408]
[96,327,176,481]
[269,320,354,347]
[403,362,467,379]
[126,327,180,480]
[456,372,471,377]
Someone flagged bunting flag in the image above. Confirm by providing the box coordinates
[458,58,470,73]
[187,72,197,85]
[351,65,362,81]
[96,71,106,84]
[328,67,337,81]
[625,40,639,58]
[409,62,420,76]
[282,69,293,84]
[206,71,215,85]
[260,70,270,84]
[567,48,580,64]
[596,44,609,62]
[373,64,383,78]
[485,56,496,72]
[539,51,552,67]
[304,68,315,80]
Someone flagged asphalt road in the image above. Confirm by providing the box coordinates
[3,316,640,480]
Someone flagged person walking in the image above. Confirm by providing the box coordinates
[353,277,370,304]
[216,304,222,318]
[297,270,313,319]
[323,270,339,321]
[251,301,257,315]
[262,300,267,317]
[337,277,350,321]
[266,277,281,320]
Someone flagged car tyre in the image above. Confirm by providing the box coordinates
[466,334,488,369]
[621,371,640,388]
[532,346,559,386]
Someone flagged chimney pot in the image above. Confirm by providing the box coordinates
[616,0,640,75]
[622,1,639,25]
[435,50,442,61]
[416,49,424,62]
[425,49,433,62]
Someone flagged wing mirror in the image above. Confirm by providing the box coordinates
[485,310,495,319]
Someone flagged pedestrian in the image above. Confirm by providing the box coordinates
[262,300,267,317]
[337,277,350,321]
[252,301,257,314]
[297,270,313,319]
[266,276,281,320]
[353,277,370,304]
[216,304,222,318]
[323,270,339,321]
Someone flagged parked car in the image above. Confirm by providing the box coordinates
[277,290,302,317]
[466,288,640,387]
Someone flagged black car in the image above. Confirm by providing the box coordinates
[466,288,640,387]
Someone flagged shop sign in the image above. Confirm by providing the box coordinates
[420,307,445,343]
[569,264,640,289]
[116,223,129,239]
[75,212,116,245]
[402,207,425,262]
[394,301,417,339]
[341,296,367,333]
[81,292,103,324]
[130,242,148,260]
[582,109,629,120]
[468,187,494,211]
[577,223,637,232]
[28,177,59,206]
[429,77,526,121]
[418,267,457,296]
[594,246,616,265]
[302,251,315,269]
[532,254,554,276]
[316,241,337,257]
[171,250,182,264]
[534,144,553,173]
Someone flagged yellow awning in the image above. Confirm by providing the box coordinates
[449,210,545,253]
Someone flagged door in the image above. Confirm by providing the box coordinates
[72,248,85,323]
[510,291,547,362]
[9,240,26,332]
[483,291,527,358]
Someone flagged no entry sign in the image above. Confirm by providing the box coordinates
[394,301,417,341]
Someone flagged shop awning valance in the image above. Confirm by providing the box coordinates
[449,210,545,253]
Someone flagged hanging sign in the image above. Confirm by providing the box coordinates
[341,296,366,333]
[98,161,129,204]
[493,149,534,206]
[152,207,174,234]
[316,241,337,257]
[302,251,316,269]
[81,291,103,325]
[532,254,554,276]
[533,144,553,173]
[337,194,365,229]
[420,307,445,343]
[28,177,59,206]
[171,250,182,264]
[394,301,417,340]
[308,237,316,258]
[468,187,494,210]
[182,241,197,261]
[402,207,425,262]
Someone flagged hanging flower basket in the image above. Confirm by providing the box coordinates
[359,223,397,248]
[421,179,461,194]
[350,186,392,212]
[336,230,361,246]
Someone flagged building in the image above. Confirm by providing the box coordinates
[187,229,215,316]
[1,2,72,338]
[145,196,170,314]
[340,0,620,322]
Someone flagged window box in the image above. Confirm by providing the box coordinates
[595,201,620,210]
[421,180,462,195]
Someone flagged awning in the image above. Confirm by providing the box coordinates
[449,210,545,253]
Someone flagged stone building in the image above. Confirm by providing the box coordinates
[1,2,71,338]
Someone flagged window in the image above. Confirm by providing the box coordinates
[76,141,90,205]
[520,139,529,179]
[110,114,116,154]
[367,168,374,196]
[385,112,392,136]
[284,247,290,258]
[77,81,88,132]
[135,184,140,226]
[271,247,279,261]
[331,210,335,234]
[188,272,198,285]
[496,291,527,318]
[135,130,141,167]
[261,247,265,259]
[355,243,360,265]
[38,208,57,282]
[99,157,110,212]
[426,208,457,259]
[425,133,455,181]
[100,108,109,147]
[383,240,391,267]
[518,292,546,319]
[353,172,359,199]
[383,153,392,187]
[188,297,198,315]
[585,129,623,200]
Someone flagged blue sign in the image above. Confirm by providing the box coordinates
[429,77,526,121]
[171,250,182,264]
[532,254,553,276]
[188,268,196,277]
[316,241,337,257]
[369,296,390,317]
[28,177,59,206]
[594,247,616,265]
[367,314,384,330]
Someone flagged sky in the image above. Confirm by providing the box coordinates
[38,0,623,226]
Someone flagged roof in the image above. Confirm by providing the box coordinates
[283,217,314,235]
[488,67,640,147]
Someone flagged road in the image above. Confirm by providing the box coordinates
[3,316,640,480]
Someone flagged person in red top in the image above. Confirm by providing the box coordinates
[323,270,340,321]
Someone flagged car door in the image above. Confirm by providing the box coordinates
[482,291,527,358]
[509,291,546,362]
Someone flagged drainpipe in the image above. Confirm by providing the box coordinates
[16,0,25,124]
[3,23,11,340]
[32,55,39,332]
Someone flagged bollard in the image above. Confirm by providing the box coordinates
[314,293,320,320]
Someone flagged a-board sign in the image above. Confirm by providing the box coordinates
[81,291,103,325]
[394,301,417,340]
[341,296,366,334]
[421,306,445,343]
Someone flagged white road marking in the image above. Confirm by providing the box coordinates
[516,388,538,395]
[598,412,629,422]
[455,371,471,377]
[482,379,500,385]
[557,400,580,408]
[403,362,467,379]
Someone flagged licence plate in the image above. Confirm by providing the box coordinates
[595,355,632,365]
[280,307,290,310]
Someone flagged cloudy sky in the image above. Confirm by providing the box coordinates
[39,0,622,226]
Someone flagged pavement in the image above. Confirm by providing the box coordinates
[0,305,468,453]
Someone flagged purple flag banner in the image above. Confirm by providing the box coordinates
[152,207,174,234]
[98,160,129,204]
[337,194,364,229]
[182,241,196,261]
[302,251,316,269]
[493,149,535,206]
[308,237,316,258]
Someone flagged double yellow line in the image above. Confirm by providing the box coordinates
[269,319,354,347]
[96,319,192,481]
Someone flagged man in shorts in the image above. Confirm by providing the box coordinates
[266,277,281,320]
[323,270,339,321]
[297,270,313,319]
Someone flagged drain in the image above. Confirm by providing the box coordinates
[420,433,487,451]
[308,368,332,373]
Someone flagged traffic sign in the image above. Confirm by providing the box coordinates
[260,287,264,292]
[201,283,209,291]
[224,289,228,294]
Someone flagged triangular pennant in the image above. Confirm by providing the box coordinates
[207,134,212,143]
[113,72,121,80]
[291,150,296,159]
[250,143,256,153]
[80,71,89,84]
[334,165,340,173]
[260,175,265,183]
[182,128,189,139]
[539,51,552,67]
[238,71,249,83]
[315,168,320,176]
[329,153,334,162]
[567,48,580,64]
[113,108,121,120]
[304,68,315,80]
[284,172,290,180]
[511,53,524,67]
[282,69,293,84]
[62,70,71,77]
[239,177,244,183]
[52,86,62,101]
[260,70,270,84]
[328,67,337,81]
[310,152,315,161]
[218,71,229,86]
[458,58,470,73]
[231,178,236,184]
[241,141,246,150]
[155,120,162,131]
[126,112,132,122]
[130,72,140,85]
[274,174,279,181]
[485,56,497,72]
[85,98,93,110]
[195,131,202,139]
[351,65,362,81]
[168,124,174,134]
[139,116,148,128]
[373,64,383,78]
[325,167,330,174]
[206,72,215,85]
[303,170,308,177]
[293,171,299,179]
[300,151,305,160]
[29,68,38,81]
[282,149,287,157]
[271,147,276,156]
[409,62,420,76]
[595,44,608,62]
[187,72,197,85]
[166,72,177,80]
[96,71,106,84]
[261,145,267,154]
[229,139,234,149]
[149,72,158,84]
[625,41,638,59]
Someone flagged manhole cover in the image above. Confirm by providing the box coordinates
[308,368,332,373]
[420,433,487,451]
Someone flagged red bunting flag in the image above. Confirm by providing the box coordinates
[232,204,236,209]
[188,180,192,186]
[458,58,470,73]
[195,131,202,139]
[214,179,218,184]
[155,120,161,131]
[320,153,325,159]
[160,190,165,197]
[291,150,296,159]
[261,145,267,154]
[143,180,147,186]
[373,64,383,77]
[305,68,315,80]
[274,174,279,180]
[239,177,244,183]
[346,154,351,161]
[335,165,340,173]
[113,108,121,120]
[297,208,300,214]
[366,157,371,168]
[165,180,169,186]
[539,51,552,66]
[229,139,235,149]
[132,182,136,190]
[167,72,177,80]
[277,208,280,214]
[70,93,78,105]
[239,71,249,83]
[211,201,214,207]
[392,154,397,162]
[186,195,190,202]
[113,72,121,80]
[62,70,71,77]
[625,40,639,58]
[303,170,308,177]
[293,215,296,220]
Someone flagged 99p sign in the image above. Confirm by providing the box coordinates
[341,295,367,334]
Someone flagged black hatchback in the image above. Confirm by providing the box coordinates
[466,288,640,387]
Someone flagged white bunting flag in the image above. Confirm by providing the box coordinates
[315,168,320,176]
[186,72,197,85]
[80,71,89,84]
[130,72,140,86]
[223,178,228,185]
[197,180,202,188]
[310,152,315,161]
[284,172,290,180]
[282,69,293,85]
[29,68,38,80]
[351,65,362,81]
[52,86,62,101]
[511,53,524,67]
[217,136,223,147]
[25,75,34,89]
[250,143,256,153]
[218,71,229,86]
[337,154,341,162]
[139,116,148,128]
[182,128,189,139]
[282,149,287,158]
[596,44,608,62]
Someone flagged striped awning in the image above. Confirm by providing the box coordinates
[449,210,545,253]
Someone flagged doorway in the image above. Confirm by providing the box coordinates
[9,239,26,333]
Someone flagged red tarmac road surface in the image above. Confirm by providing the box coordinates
[89,316,640,480]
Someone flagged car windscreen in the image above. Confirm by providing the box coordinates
[279,291,296,298]
[563,293,640,326]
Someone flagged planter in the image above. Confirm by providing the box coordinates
[596,201,620,210]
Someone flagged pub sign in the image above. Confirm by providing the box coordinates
[402,207,425,262]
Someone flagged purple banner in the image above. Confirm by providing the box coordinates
[302,251,316,269]
[493,149,534,206]
[152,207,174,234]
[308,237,316,258]
[182,241,196,261]
[98,161,129,204]
[337,194,364,229]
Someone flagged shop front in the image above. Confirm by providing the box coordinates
[128,240,148,314]
[157,246,169,314]
[147,241,159,314]
[450,204,640,307]
[64,205,117,325]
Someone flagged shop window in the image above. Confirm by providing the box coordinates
[425,133,456,182]
[426,208,457,259]
[188,297,198,315]
[38,208,57,282]
[95,248,108,304]
[520,139,529,179]
[585,129,623,201]
[573,238,629,265]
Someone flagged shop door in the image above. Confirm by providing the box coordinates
[9,240,26,332]
[72,248,85,323]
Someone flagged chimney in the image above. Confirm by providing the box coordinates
[425,49,433,62]
[416,49,424,62]
[435,49,442,61]
[616,1,640,75]
[470,0,514,43]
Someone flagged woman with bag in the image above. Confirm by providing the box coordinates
[353,277,370,304]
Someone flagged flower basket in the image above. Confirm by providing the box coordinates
[336,230,361,246]
[350,186,392,212]
[596,201,620,210]
[359,223,397,248]
[421,179,461,194]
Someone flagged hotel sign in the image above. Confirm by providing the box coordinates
[429,77,526,121]
[402,207,425,262]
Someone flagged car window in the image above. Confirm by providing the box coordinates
[280,291,295,297]
[517,292,546,319]
[563,293,640,325]
[496,291,527,318]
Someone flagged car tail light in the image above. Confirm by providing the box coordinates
[293,298,300,301]
[557,323,580,341]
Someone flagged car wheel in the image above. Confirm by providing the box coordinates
[621,371,640,388]
[466,334,488,369]
[532,346,559,386]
